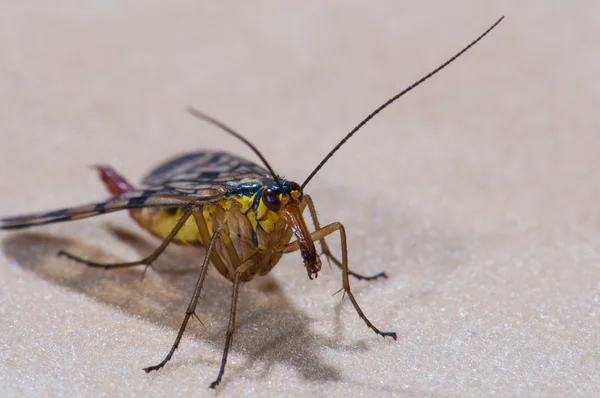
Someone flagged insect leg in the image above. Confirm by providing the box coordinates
[191,207,248,389]
[209,271,242,389]
[58,206,194,269]
[209,255,259,389]
[303,195,387,281]
[144,224,227,375]
[282,222,397,340]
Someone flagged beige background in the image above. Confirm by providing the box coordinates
[1,1,599,397]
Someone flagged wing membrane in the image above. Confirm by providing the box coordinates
[0,193,206,230]
[142,151,274,191]
[1,151,271,231]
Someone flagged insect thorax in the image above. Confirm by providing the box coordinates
[133,189,294,281]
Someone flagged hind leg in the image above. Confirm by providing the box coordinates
[57,164,147,266]
[58,207,194,269]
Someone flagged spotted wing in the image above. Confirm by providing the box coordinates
[141,151,274,194]
[0,151,273,231]
[0,192,210,230]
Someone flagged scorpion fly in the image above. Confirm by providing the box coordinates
[0,18,503,388]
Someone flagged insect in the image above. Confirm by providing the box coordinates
[0,18,503,388]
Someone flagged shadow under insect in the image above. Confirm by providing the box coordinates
[1,224,374,384]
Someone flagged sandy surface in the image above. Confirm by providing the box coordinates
[1,2,599,397]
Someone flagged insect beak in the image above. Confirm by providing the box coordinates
[278,204,321,279]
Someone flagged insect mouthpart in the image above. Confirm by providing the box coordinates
[301,245,321,280]
[276,199,321,279]
[260,181,317,277]
[283,182,319,278]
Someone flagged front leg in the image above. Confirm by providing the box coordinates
[281,222,397,340]
[303,195,387,281]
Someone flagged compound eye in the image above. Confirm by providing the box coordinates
[262,189,281,211]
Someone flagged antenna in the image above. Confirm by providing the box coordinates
[301,16,504,188]
[187,107,283,186]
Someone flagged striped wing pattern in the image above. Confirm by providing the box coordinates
[142,151,273,192]
[0,151,272,230]
[0,193,200,230]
